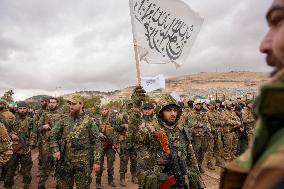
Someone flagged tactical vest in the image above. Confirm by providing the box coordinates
[61,115,94,162]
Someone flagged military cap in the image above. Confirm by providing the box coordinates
[67,95,84,104]
[100,103,110,109]
[142,102,154,109]
[17,101,27,108]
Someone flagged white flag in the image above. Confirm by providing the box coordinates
[170,91,181,102]
[129,0,204,67]
[141,74,165,92]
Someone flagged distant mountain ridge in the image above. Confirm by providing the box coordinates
[26,71,269,103]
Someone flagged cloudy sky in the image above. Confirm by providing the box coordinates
[0,0,272,100]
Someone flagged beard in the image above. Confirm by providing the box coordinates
[266,53,284,76]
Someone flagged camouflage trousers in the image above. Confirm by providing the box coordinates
[119,143,137,174]
[4,152,32,188]
[187,144,206,189]
[192,136,208,166]
[231,132,239,159]
[206,129,223,166]
[56,160,92,189]
[222,127,233,160]
[38,142,55,187]
[96,147,116,179]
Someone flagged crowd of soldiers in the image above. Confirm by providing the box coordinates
[0,89,256,189]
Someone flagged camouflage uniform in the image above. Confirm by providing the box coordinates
[0,123,13,166]
[118,110,138,186]
[34,103,48,175]
[242,107,255,145]
[4,113,37,189]
[206,107,224,169]
[137,95,204,189]
[50,112,102,189]
[37,108,63,188]
[220,70,284,189]
[189,106,211,172]
[95,110,120,187]
[129,107,156,188]
[0,104,14,182]
[220,106,240,160]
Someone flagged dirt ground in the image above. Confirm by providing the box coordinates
[0,150,220,189]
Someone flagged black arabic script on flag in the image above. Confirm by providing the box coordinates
[133,0,195,60]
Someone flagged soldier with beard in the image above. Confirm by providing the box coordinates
[117,100,141,187]
[221,1,284,188]
[190,101,211,173]
[96,104,121,188]
[221,101,241,161]
[132,87,205,189]
[129,100,156,189]
[37,97,63,189]
[206,100,224,169]
[50,96,102,189]
[4,101,37,189]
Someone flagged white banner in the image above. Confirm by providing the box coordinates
[141,74,165,92]
[129,0,204,67]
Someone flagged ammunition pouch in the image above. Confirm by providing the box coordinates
[71,140,90,151]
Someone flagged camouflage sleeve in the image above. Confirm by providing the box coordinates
[28,118,37,147]
[49,119,63,153]
[243,111,255,124]
[128,110,142,142]
[90,120,103,164]
[0,124,13,166]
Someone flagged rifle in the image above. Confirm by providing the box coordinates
[54,141,66,179]
[102,134,120,155]
[154,130,188,189]
[9,121,30,153]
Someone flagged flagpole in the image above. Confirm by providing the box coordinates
[133,41,141,86]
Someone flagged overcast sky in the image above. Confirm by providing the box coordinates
[0,0,272,101]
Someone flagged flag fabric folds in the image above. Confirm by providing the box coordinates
[129,0,204,67]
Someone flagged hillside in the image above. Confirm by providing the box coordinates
[61,71,269,102]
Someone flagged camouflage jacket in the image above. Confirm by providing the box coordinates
[50,113,102,164]
[242,108,255,134]
[97,112,122,147]
[221,69,284,189]
[38,108,63,142]
[221,109,241,133]
[189,109,211,137]
[207,110,223,132]
[0,109,16,126]
[0,123,13,166]
[7,114,37,153]
[143,120,192,179]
